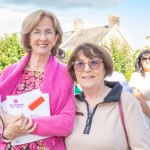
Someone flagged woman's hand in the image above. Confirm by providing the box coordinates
[3,113,37,140]
[132,88,144,101]
[1,112,16,128]
[132,88,150,117]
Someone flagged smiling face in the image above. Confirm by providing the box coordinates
[75,51,106,90]
[30,16,59,56]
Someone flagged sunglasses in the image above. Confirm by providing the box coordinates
[141,57,150,62]
[72,59,103,71]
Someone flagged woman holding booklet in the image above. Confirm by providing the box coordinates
[0,10,75,150]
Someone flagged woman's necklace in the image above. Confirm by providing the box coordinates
[26,64,44,72]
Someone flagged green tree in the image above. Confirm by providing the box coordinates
[0,33,25,72]
[110,39,134,81]
[132,49,141,68]
[64,49,72,64]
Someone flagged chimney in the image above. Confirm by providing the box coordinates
[146,36,150,48]
[74,18,84,33]
[108,14,120,29]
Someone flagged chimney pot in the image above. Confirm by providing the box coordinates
[74,18,84,33]
[146,36,150,48]
[108,14,120,28]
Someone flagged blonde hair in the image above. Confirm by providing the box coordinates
[20,10,63,55]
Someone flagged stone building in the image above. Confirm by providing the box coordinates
[60,14,132,52]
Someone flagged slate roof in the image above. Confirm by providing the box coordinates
[61,26,110,51]
[62,31,74,43]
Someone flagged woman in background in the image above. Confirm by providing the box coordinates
[129,49,150,128]
[66,43,150,150]
[0,10,75,150]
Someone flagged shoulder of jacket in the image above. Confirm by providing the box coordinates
[2,63,17,74]
[0,63,17,80]
[121,91,140,107]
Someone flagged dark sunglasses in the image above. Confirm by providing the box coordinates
[141,57,150,62]
[72,59,103,71]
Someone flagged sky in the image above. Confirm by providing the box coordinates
[0,0,149,50]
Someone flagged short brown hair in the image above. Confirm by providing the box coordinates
[67,43,114,81]
[20,10,63,56]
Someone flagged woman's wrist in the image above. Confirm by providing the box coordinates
[2,136,11,143]
[3,129,14,141]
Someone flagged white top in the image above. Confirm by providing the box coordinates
[106,72,132,93]
[129,72,150,99]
